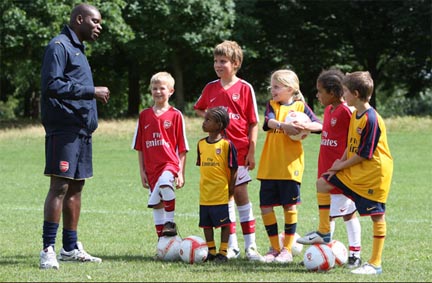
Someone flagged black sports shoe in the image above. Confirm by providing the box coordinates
[214,253,228,263]
[347,255,362,269]
[162,221,177,236]
[205,253,217,262]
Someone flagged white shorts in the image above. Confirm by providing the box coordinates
[235,166,252,186]
[148,171,175,207]
[330,194,357,217]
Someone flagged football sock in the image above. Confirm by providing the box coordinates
[345,217,362,256]
[153,208,165,237]
[42,221,59,250]
[238,203,256,249]
[369,220,386,267]
[62,228,78,252]
[207,241,217,256]
[317,193,331,234]
[228,199,239,250]
[219,242,228,256]
[262,211,279,251]
[283,209,297,252]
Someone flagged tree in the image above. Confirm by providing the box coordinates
[122,0,235,114]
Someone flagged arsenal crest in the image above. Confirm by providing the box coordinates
[59,161,69,173]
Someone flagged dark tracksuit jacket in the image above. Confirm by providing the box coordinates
[41,25,97,137]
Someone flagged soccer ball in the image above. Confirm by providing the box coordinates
[303,244,335,272]
[328,240,348,266]
[179,236,208,264]
[278,232,303,256]
[156,235,182,261]
[284,111,312,141]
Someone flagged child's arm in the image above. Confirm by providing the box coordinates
[245,122,258,170]
[175,151,187,189]
[229,167,238,198]
[138,151,149,188]
[195,109,206,118]
[325,153,365,179]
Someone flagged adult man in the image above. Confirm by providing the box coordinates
[39,3,110,270]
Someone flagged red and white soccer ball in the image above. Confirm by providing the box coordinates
[278,232,303,256]
[303,244,335,272]
[328,240,348,266]
[284,111,312,141]
[156,235,182,261]
[179,236,208,264]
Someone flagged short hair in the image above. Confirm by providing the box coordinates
[271,69,305,102]
[70,3,99,24]
[149,72,175,89]
[343,71,374,102]
[317,68,345,98]
[207,106,230,131]
[213,40,243,72]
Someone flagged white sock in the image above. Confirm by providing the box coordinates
[345,217,361,257]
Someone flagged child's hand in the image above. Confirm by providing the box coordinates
[175,175,184,189]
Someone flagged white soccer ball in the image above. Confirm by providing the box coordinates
[179,236,208,264]
[284,111,312,141]
[156,235,182,261]
[278,232,303,256]
[303,244,335,272]
[328,240,348,266]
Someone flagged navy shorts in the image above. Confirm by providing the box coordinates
[44,133,93,180]
[199,204,231,228]
[260,180,301,207]
[325,174,386,216]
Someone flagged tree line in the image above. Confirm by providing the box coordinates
[1,0,431,120]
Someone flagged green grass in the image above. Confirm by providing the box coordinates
[0,117,431,282]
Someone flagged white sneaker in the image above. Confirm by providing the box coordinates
[351,262,382,275]
[226,247,240,259]
[263,247,279,263]
[245,246,264,262]
[58,242,102,263]
[40,246,59,270]
[296,231,331,245]
[274,248,293,264]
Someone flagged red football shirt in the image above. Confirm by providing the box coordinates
[132,107,189,189]
[194,79,259,166]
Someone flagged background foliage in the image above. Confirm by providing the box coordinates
[1,0,431,120]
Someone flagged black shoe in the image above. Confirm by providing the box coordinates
[205,253,217,262]
[347,255,362,269]
[162,222,177,236]
[214,253,228,263]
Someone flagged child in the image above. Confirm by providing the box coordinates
[313,68,362,268]
[132,72,189,241]
[194,40,263,261]
[197,106,238,263]
[298,71,393,275]
[256,69,322,263]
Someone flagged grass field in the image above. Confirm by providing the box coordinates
[0,116,431,282]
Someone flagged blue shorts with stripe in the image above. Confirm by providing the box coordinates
[44,133,93,180]
[259,180,301,207]
[324,174,386,216]
[199,204,230,228]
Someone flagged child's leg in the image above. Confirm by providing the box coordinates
[219,226,229,257]
[282,206,297,252]
[261,207,279,252]
[152,204,165,238]
[369,214,386,267]
[204,228,216,256]
[227,198,239,251]
[343,214,362,259]
[160,185,175,222]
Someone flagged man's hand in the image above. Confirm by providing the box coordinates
[95,86,110,104]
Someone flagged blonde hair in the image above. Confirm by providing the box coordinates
[213,40,243,72]
[149,72,175,90]
[271,69,305,102]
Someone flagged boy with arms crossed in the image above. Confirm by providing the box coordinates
[194,40,263,261]
[132,72,189,241]
[298,71,393,275]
